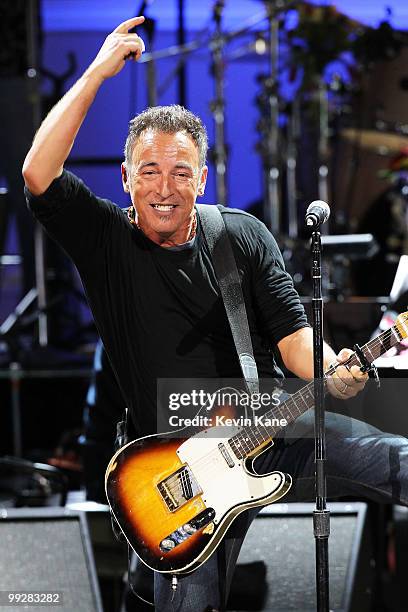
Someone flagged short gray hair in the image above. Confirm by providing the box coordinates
[124,105,208,170]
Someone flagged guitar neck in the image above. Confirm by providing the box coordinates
[229,316,407,460]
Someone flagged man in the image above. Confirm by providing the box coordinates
[23,16,408,611]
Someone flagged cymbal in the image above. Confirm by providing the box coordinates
[296,2,362,30]
[341,128,408,155]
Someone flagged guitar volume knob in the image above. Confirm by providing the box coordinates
[183,522,197,535]
[160,538,176,552]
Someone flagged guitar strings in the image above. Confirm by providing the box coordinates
[163,326,399,481]
[143,327,402,506]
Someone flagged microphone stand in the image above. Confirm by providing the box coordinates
[310,223,330,611]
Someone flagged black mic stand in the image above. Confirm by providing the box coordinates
[310,225,330,611]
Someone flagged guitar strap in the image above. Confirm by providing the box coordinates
[196,204,259,395]
[116,203,260,600]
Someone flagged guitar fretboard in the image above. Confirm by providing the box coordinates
[228,319,406,460]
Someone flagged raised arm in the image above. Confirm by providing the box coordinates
[22,16,145,195]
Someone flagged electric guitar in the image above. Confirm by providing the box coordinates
[105,312,408,575]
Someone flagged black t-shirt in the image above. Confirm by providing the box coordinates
[26,171,309,435]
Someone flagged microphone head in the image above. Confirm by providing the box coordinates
[306,200,330,217]
[306,200,330,226]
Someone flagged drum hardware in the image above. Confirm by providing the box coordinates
[0,456,68,507]
[340,128,408,156]
[318,234,379,300]
[209,1,227,206]
[133,1,158,107]
[139,3,269,209]
[258,0,282,234]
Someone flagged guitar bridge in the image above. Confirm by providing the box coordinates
[157,466,202,512]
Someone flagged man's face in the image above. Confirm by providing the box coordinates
[122,129,208,247]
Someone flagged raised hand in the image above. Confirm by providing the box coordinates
[88,16,146,81]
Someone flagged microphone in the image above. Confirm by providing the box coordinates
[305,200,330,228]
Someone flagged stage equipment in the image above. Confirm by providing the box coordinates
[209,1,228,206]
[390,255,408,306]
[0,456,68,507]
[0,366,92,458]
[26,0,46,345]
[139,3,270,210]
[253,1,284,233]
[229,502,373,612]
[210,2,287,210]
[320,233,378,259]
[352,172,408,296]
[177,0,186,105]
[306,200,331,611]
[0,1,47,348]
[65,500,129,583]
[285,98,300,238]
[135,1,157,107]
[320,233,379,299]
[341,127,408,155]
[305,200,330,228]
[0,507,103,612]
[334,37,408,227]
[1,3,88,356]
[262,0,281,233]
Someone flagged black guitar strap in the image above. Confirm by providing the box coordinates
[196,204,259,395]
[116,204,260,599]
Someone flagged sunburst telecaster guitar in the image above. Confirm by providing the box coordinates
[105,312,408,574]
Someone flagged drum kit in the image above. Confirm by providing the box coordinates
[2,1,407,355]
[138,0,408,296]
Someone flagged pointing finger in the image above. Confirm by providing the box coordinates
[114,16,145,34]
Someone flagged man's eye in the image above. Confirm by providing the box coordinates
[143,171,157,176]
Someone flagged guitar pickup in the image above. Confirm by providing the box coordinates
[218,442,235,467]
[157,465,202,512]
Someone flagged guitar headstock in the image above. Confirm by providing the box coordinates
[395,311,408,340]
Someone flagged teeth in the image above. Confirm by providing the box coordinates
[153,204,175,211]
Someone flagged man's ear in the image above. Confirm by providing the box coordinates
[121,163,130,193]
[197,165,208,197]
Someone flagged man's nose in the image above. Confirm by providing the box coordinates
[156,173,174,198]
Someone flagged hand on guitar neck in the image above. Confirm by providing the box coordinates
[105,312,408,575]
[325,348,369,400]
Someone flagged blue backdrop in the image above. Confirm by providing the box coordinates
[39,1,408,211]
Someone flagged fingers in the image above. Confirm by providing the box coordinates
[121,36,145,60]
[111,32,145,62]
[328,366,367,399]
[327,347,369,400]
[122,34,145,54]
[114,16,145,34]
[336,348,353,363]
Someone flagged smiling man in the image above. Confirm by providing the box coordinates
[122,125,207,246]
[22,16,408,612]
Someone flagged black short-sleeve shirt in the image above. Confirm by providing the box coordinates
[26,170,309,435]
